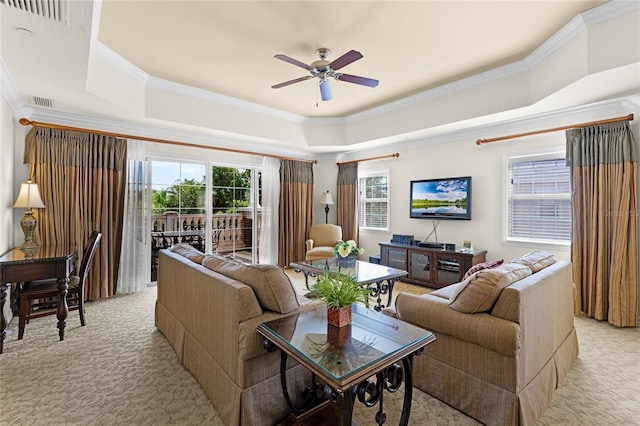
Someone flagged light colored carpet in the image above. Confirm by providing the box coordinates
[0,271,638,426]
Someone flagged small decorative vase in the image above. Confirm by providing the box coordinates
[336,253,356,268]
[327,305,352,328]
[327,323,352,348]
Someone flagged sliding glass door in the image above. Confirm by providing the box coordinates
[211,166,254,263]
[150,160,262,280]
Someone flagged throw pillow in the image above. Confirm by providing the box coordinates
[512,250,556,273]
[449,262,532,313]
[462,258,504,280]
[203,255,299,314]
[169,243,206,264]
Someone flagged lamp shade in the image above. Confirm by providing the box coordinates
[13,180,45,209]
[320,191,334,205]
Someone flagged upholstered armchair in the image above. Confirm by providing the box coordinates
[305,224,343,261]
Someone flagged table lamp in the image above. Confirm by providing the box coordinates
[320,190,334,224]
[13,180,45,249]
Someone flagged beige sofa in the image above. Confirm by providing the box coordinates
[155,244,312,426]
[387,252,579,426]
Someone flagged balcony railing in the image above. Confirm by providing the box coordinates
[150,210,261,280]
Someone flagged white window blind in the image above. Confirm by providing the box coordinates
[507,156,571,243]
[359,173,389,230]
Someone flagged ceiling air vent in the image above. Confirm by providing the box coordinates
[0,0,68,24]
[33,96,54,108]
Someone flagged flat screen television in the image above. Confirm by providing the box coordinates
[409,176,472,220]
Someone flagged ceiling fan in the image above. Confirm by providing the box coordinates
[271,48,379,101]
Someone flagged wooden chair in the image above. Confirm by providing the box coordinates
[18,231,102,340]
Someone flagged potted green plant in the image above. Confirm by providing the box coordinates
[333,240,364,267]
[312,271,370,328]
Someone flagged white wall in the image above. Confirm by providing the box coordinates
[11,123,30,248]
[144,139,266,167]
[313,159,338,226]
[0,97,14,253]
[1,97,15,323]
[359,119,640,265]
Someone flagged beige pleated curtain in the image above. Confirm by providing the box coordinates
[566,122,638,327]
[25,127,127,299]
[337,162,359,243]
[278,159,313,267]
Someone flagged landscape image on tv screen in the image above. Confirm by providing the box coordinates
[410,176,471,220]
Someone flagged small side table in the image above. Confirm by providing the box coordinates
[257,305,435,425]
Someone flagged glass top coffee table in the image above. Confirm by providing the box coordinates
[290,258,408,311]
[257,304,435,426]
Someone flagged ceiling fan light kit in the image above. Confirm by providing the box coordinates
[319,78,332,101]
[272,48,378,102]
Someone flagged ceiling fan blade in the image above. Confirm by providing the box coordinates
[271,76,313,89]
[274,54,312,70]
[335,73,379,87]
[329,50,363,70]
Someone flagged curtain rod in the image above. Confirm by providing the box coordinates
[19,118,318,164]
[476,114,634,145]
[337,152,399,165]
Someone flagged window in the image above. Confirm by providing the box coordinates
[151,160,206,220]
[359,171,389,230]
[505,153,571,244]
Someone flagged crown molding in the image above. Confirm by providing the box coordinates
[620,94,640,110]
[464,98,632,144]
[347,60,530,123]
[351,1,639,124]
[0,56,25,116]
[91,41,149,85]
[90,0,102,42]
[337,96,636,160]
[19,107,316,161]
[528,1,640,68]
[145,76,314,124]
[14,94,637,165]
[87,0,638,130]
[91,38,331,124]
[9,0,634,162]
[525,14,587,68]
[582,0,640,26]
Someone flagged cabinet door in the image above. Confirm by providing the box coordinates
[409,250,431,282]
[386,247,408,270]
[434,254,462,285]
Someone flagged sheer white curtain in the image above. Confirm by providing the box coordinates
[258,157,280,264]
[117,139,150,293]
